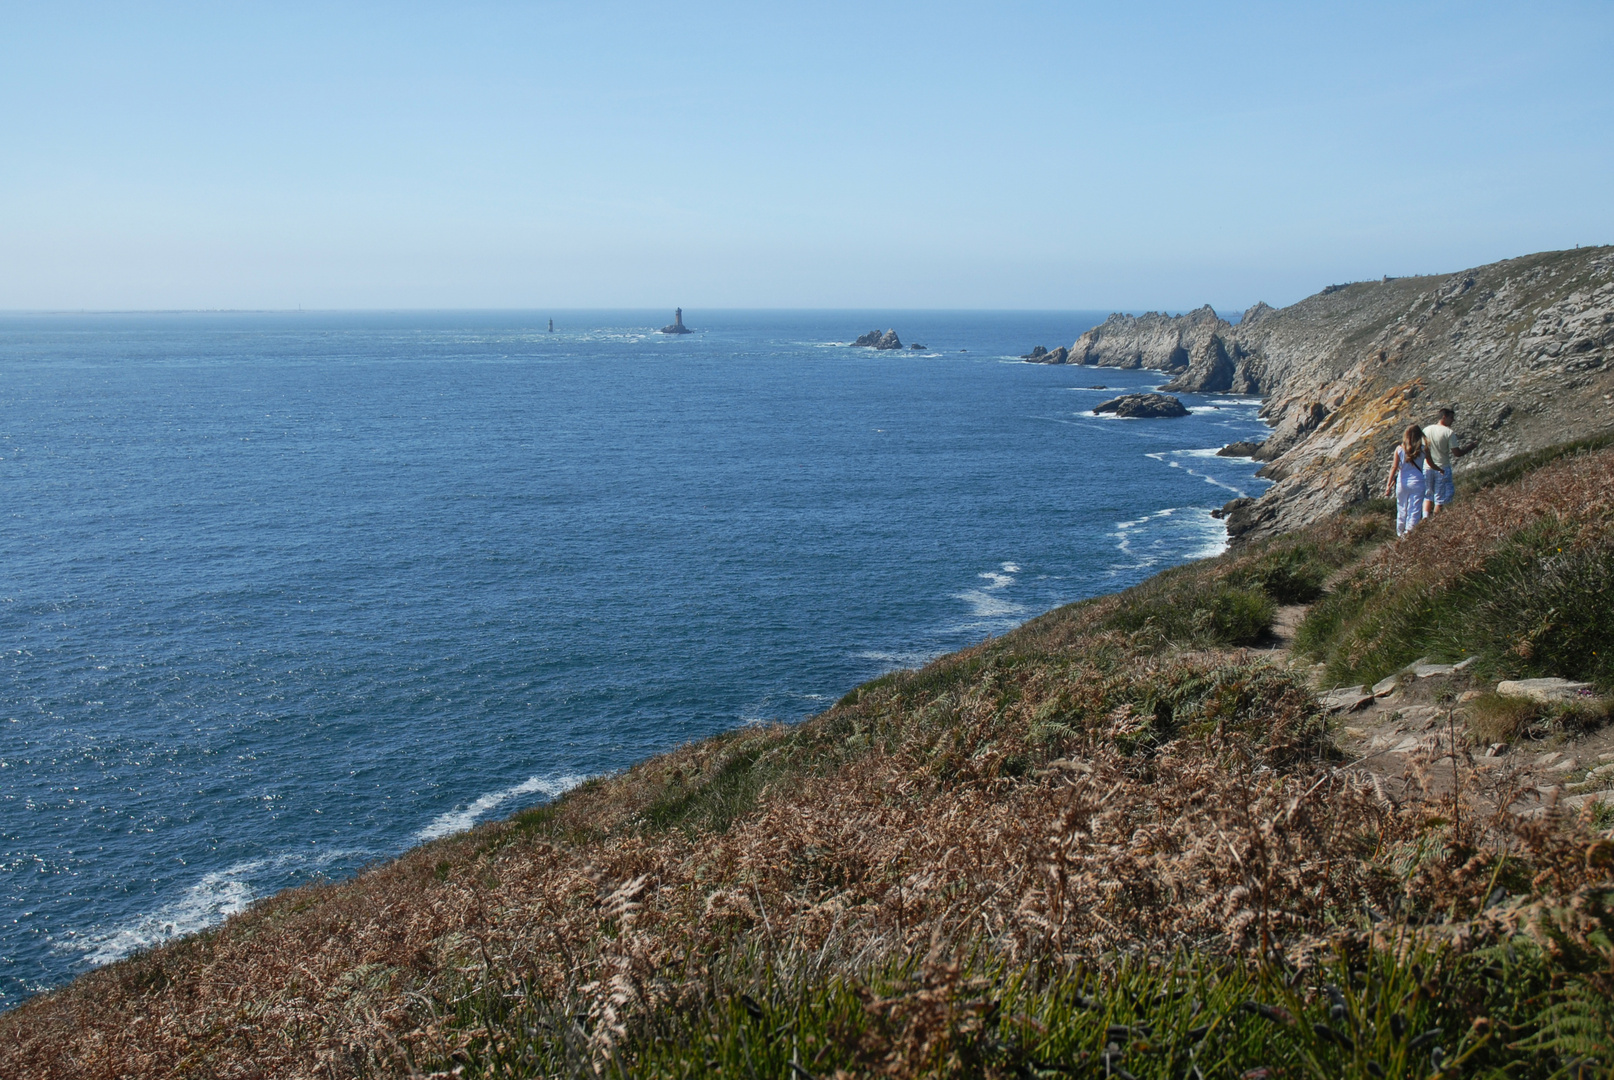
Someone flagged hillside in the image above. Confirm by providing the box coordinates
[1042,246,1614,541]
[5,440,1614,1078]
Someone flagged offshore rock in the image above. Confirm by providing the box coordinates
[1217,440,1264,457]
[852,329,903,350]
[1060,246,1614,544]
[1021,345,1069,363]
[1092,393,1190,418]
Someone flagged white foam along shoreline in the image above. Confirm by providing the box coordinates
[415,772,589,842]
[1112,506,1231,570]
[1145,449,1259,499]
[67,772,591,971]
[65,847,372,967]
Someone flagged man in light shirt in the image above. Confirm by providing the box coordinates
[1422,407,1474,517]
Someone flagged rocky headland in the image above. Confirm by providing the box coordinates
[1033,246,1614,541]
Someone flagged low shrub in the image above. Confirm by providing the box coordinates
[1101,577,1275,648]
[1464,692,1552,745]
[1456,430,1614,496]
[1297,517,1614,692]
[433,937,1614,1080]
[1225,542,1331,604]
[1446,522,1614,689]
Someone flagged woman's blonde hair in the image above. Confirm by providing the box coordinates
[1403,424,1424,453]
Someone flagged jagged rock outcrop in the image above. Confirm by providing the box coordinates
[1092,393,1190,418]
[1216,441,1264,457]
[1068,305,1228,375]
[1021,345,1069,364]
[1064,246,1614,542]
[1162,332,1238,393]
[852,329,903,350]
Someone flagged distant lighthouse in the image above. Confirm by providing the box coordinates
[660,308,692,334]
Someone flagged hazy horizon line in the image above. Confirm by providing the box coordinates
[0,304,1252,317]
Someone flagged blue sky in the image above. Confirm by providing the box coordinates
[2,1,1610,311]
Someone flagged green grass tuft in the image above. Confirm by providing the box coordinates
[431,938,1609,1079]
[1297,519,1614,691]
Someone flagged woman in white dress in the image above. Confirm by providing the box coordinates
[1383,424,1429,537]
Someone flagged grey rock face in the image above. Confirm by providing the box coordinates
[1063,246,1614,543]
[1021,345,1069,364]
[852,329,903,350]
[1069,305,1227,373]
[1162,332,1237,393]
[1216,441,1264,457]
[1092,393,1190,418]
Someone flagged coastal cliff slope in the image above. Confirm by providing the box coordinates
[1058,246,1614,540]
[6,442,1614,1077]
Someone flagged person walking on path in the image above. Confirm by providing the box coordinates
[1421,406,1475,518]
[1385,424,1430,537]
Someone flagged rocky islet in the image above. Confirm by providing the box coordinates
[1090,392,1190,418]
[851,329,903,350]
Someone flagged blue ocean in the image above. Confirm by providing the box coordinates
[0,310,1270,1005]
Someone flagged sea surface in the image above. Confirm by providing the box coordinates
[0,310,1270,1005]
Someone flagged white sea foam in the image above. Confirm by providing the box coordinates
[1113,508,1176,564]
[954,588,1025,619]
[1110,506,1227,569]
[66,848,371,967]
[1146,449,1253,499]
[853,649,941,670]
[415,773,589,842]
[1001,562,1021,573]
[1190,524,1231,560]
[978,570,1014,590]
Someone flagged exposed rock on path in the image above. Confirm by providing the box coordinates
[1496,677,1596,703]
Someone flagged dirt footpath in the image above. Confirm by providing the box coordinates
[1257,610,1614,823]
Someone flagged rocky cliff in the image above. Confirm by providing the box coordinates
[1043,246,1614,541]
